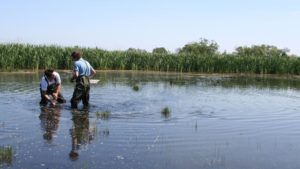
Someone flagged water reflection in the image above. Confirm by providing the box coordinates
[92,71,300,91]
[69,111,96,161]
[39,106,61,143]
[2,72,300,169]
[208,76,300,90]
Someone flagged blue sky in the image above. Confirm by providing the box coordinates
[1,0,300,55]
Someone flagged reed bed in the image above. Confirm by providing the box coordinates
[1,43,300,75]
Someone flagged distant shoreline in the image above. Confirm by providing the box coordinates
[1,69,300,80]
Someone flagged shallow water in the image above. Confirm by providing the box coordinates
[1,71,300,169]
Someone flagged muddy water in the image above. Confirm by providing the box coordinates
[1,71,300,169]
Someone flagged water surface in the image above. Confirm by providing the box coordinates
[1,71,300,169]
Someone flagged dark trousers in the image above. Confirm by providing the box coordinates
[71,76,90,108]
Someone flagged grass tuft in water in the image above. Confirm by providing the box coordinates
[0,146,13,165]
[96,111,111,120]
[132,85,140,91]
[161,106,171,118]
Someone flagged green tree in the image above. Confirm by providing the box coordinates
[127,48,147,53]
[178,38,219,55]
[235,45,289,57]
[152,47,168,54]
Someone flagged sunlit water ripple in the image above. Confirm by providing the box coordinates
[1,72,300,169]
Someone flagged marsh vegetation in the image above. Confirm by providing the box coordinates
[0,146,13,166]
[1,39,299,74]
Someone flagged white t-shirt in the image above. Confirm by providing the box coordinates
[40,71,61,91]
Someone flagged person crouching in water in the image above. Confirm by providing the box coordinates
[40,69,66,106]
[70,51,96,109]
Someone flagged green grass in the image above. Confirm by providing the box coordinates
[0,146,13,165]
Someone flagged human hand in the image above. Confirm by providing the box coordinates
[50,100,56,107]
[53,93,58,100]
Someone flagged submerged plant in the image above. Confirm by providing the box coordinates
[0,146,13,165]
[161,106,171,118]
[96,111,111,120]
[132,84,140,91]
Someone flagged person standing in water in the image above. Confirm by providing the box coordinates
[70,51,96,109]
[40,69,66,106]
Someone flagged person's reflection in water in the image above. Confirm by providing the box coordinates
[69,111,96,161]
[39,106,61,144]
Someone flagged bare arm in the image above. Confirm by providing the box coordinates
[41,91,56,105]
[52,84,62,99]
[71,71,79,82]
[73,71,79,78]
[90,69,96,78]
[41,91,51,100]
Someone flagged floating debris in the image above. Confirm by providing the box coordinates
[116,155,124,160]
[90,79,100,84]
